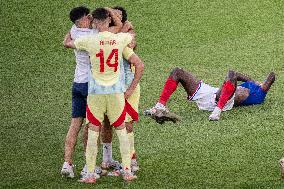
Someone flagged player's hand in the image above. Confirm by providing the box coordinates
[128,41,136,49]
[124,88,134,99]
[124,21,133,29]
[255,81,262,86]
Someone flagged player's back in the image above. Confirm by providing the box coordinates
[74,31,133,94]
[76,31,132,87]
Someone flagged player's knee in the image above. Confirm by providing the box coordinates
[227,70,237,82]
[171,67,184,80]
[70,117,84,128]
[125,122,133,133]
[87,123,100,132]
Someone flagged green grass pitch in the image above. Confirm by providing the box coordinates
[1,0,284,188]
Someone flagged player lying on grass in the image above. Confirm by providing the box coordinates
[64,7,144,183]
[61,6,127,179]
[144,67,275,123]
[99,6,140,176]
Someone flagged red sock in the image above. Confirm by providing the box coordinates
[158,77,178,105]
[217,81,235,109]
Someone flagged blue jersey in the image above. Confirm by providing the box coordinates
[238,81,267,106]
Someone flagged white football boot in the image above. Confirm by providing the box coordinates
[122,169,137,182]
[61,162,75,178]
[78,172,97,184]
[131,159,139,173]
[209,107,222,121]
[144,103,181,124]
[80,164,101,179]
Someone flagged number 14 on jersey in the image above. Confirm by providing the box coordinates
[96,49,119,72]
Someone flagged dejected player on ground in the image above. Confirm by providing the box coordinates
[144,67,275,123]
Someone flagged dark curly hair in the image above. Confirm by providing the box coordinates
[69,6,90,23]
[91,8,109,21]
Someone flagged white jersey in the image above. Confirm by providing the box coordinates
[70,25,98,83]
[188,82,235,112]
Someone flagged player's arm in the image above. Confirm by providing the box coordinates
[128,29,137,49]
[63,32,76,49]
[64,32,90,51]
[123,47,144,99]
[121,21,137,49]
[106,8,123,34]
[121,21,133,33]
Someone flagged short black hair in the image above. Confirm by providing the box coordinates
[113,6,127,23]
[91,8,109,21]
[69,6,90,23]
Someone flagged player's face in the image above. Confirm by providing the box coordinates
[78,14,92,28]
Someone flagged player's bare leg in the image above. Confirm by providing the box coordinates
[61,117,84,178]
[125,121,139,173]
[209,70,237,121]
[144,67,199,124]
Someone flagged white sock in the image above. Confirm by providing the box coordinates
[155,102,166,110]
[102,143,112,163]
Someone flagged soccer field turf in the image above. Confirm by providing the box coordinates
[1,0,284,188]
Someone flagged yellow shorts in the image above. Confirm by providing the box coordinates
[86,93,125,127]
[125,84,140,122]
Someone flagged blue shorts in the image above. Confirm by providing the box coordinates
[72,82,88,118]
[239,81,267,106]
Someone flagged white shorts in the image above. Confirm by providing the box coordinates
[188,82,235,112]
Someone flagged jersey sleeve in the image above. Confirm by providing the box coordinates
[118,33,133,47]
[123,47,135,60]
[74,35,91,51]
[124,33,133,45]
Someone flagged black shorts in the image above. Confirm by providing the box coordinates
[72,82,88,118]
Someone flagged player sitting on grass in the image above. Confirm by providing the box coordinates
[64,7,144,183]
[144,67,275,123]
